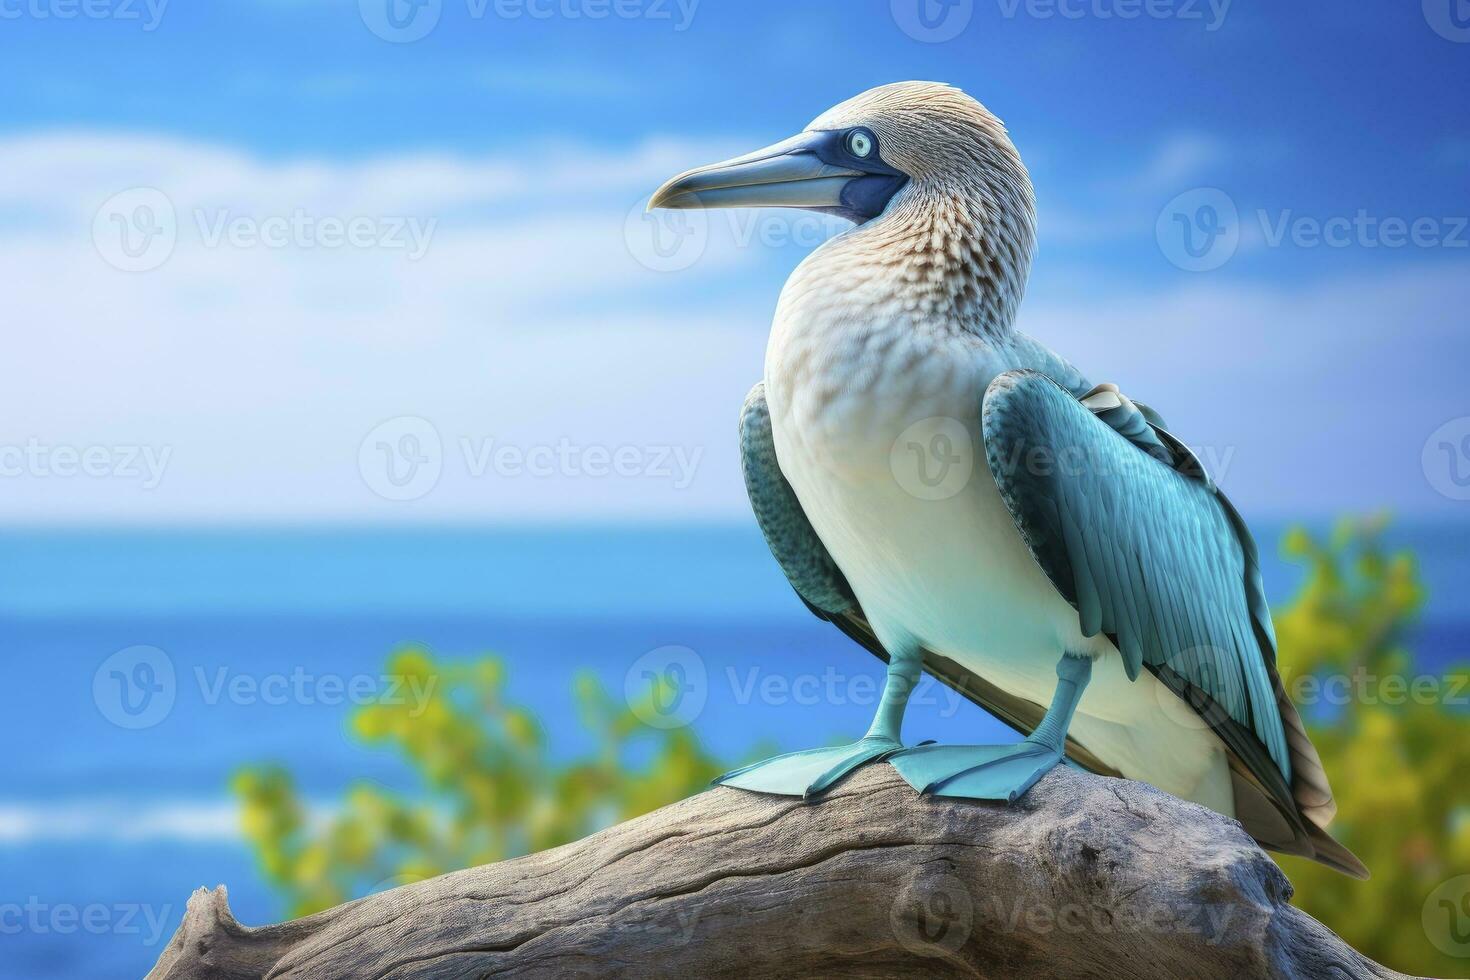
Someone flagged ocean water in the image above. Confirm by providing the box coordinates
[2,522,1467,979]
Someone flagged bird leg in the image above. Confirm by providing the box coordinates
[889,653,1093,802]
[713,648,921,799]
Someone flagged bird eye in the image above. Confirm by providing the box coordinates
[846,130,873,158]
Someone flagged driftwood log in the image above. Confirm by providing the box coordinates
[146,766,1420,979]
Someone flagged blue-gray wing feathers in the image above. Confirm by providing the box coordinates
[739,384,856,617]
[982,370,1292,780]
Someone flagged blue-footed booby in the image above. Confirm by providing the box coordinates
[649,82,1366,877]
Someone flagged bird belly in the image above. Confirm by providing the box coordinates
[766,350,1235,817]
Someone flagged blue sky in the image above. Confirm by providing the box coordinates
[2,0,1468,523]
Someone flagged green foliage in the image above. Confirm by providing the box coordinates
[1272,517,1470,977]
[234,650,734,917]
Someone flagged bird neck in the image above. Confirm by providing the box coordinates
[784,179,1035,341]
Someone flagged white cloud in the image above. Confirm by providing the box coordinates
[0,130,1463,525]
[0,131,818,525]
[0,129,740,219]
[0,799,242,844]
[1036,133,1230,245]
[1118,132,1229,193]
[0,797,347,843]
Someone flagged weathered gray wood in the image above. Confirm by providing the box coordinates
[146,766,1420,979]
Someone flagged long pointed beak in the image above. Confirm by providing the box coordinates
[648,133,863,211]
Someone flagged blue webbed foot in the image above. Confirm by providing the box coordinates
[714,735,903,799]
[892,653,1092,802]
[888,739,1064,803]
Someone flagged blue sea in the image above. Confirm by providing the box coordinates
[3,522,1468,979]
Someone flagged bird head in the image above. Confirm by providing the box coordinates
[648,81,1034,235]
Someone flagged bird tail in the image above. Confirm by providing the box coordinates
[1300,822,1370,880]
